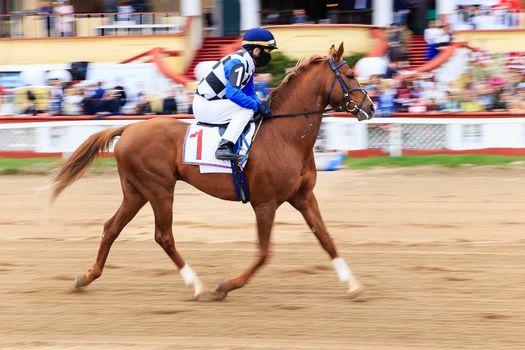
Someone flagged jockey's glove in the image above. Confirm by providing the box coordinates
[258,101,272,119]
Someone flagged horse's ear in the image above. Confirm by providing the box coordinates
[328,44,336,57]
[336,42,345,61]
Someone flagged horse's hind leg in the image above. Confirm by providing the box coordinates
[288,189,366,301]
[75,179,146,289]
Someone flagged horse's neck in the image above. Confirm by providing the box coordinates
[269,70,326,152]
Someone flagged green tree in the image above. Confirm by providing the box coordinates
[257,52,365,87]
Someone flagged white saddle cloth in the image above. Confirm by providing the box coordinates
[183,121,255,174]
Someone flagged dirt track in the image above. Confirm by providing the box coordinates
[1,167,525,349]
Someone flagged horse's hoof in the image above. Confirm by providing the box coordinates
[194,290,227,302]
[212,280,229,301]
[194,280,228,302]
[348,284,367,302]
[74,275,86,290]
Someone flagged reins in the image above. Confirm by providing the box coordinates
[270,106,341,119]
[244,57,369,159]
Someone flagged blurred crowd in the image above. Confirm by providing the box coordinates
[7,80,193,117]
[3,53,524,118]
[374,1,524,116]
[365,51,525,116]
[0,72,273,117]
[449,2,522,31]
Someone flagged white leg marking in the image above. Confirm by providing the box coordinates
[179,264,204,298]
[332,257,360,292]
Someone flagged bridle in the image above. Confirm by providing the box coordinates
[270,57,369,119]
[326,57,369,115]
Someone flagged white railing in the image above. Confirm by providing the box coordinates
[1,117,525,156]
[0,12,185,38]
[317,117,525,156]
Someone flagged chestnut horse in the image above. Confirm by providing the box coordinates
[51,43,375,301]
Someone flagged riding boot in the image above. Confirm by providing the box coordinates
[215,139,242,162]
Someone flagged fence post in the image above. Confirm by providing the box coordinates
[388,123,402,157]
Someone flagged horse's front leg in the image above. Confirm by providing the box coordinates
[211,202,276,300]
[288,190,366,301]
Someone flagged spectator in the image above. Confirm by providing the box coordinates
[24,90,38,116]
[424,20,440,60]
[113,83,127,108]
[384,61,399,79]
[54,0,75,37]
[376,80,397,117]
[172,85,192,114]
[395,59,415,75]
[387,23,407,62]
[135,92,152,115]
[491,88,509,111]
[418,73,446,109]
[37,0,54,37]
[117,1,135,22]
[508,83,525,111]
[91,82,104,99]
[394,79,414,112]
[48,79,64,115]
[162,88,178,115]
[204,9,216,36]
[394,8,409,26]
[100,89,122,116]
[440,90,462,112]
[63,87,84,115]
[103,0,118,13]
[436,22,451,49]
[254,73,271,100]
[132,0,151,12]
[291,9,308,24]
[460,86,485,112]
[80,82,100,115]
[363,74,381,106]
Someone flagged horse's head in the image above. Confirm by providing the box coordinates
[325,43,375,121]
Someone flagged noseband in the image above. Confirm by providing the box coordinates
[326,57,368,115]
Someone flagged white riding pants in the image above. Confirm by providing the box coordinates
[192,94,254,143]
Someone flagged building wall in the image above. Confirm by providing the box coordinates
[0,35,191,73]
[454,29,525,53]
[266,24,376,58]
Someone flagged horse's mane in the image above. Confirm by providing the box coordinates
[269,54,327,101]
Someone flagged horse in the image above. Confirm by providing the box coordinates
[51,43,375,301]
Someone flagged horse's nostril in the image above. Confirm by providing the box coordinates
[369,104,376,114]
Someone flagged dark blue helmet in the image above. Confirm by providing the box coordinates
[242,28,278,50]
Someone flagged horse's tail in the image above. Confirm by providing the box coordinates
[51,126,127,202]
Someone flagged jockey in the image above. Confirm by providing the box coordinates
[192,27,277,161]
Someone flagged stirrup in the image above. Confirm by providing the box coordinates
[215,150,242,162]
[215,140,242,162]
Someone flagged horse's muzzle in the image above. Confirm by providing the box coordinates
[356,107,373,121]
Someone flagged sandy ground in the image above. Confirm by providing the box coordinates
[1,167,525,349]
